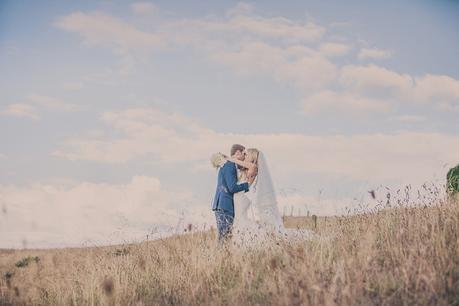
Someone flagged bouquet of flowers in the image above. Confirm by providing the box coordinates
[210,152,227,168]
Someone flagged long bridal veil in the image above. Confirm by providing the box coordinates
[251,151,284,229]
[248,151,315,242]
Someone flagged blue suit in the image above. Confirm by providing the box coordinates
[212,161,249,242]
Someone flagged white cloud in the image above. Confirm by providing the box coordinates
[131,2,157,15]
[55,107,459,185]
[55,12,163,55]
[414,74,459,108]
[392,115,425,123]
[170,10,325,45]
[62,81,84,91]
[303,90,392,114]
[53,107,220,163]
[358,47,393,60]
[54,4,459,115]
[340,64,413,96]
[0,176,206,248]
[28,94,81,112]
[212,41,337,91]
[319,42,352,57]
[55,4,327,79]
[230,15,325,43]
[339,64,459,110]
[226,2,255,17]
[1,103,39,119]
[1,94,82,120]
[329,21,351,28]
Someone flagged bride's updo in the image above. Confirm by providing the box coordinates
[246,148,259,165]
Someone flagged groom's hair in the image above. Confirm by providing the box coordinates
[230,144,245,156]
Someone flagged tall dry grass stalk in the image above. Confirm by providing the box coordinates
[0,199,458,305]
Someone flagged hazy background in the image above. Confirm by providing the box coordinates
[1,0,459,248]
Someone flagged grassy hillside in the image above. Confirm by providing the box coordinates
[1,201,458,305]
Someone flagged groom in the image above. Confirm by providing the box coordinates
[212,144,251,244]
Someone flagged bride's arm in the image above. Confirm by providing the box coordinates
[227,157,257,170]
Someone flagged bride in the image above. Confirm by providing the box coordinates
[212,148,314,247]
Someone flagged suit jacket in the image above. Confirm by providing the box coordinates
[212,161,249,215]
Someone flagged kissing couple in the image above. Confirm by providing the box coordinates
[210,144,294,247]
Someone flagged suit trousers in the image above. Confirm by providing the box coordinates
[214,209,234,243]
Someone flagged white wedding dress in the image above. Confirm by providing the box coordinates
[232,152,314,247]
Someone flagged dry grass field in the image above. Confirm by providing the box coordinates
[1,199,458,305]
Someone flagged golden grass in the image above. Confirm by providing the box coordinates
[1,200,458,305]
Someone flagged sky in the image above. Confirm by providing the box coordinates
[1,0,459,248]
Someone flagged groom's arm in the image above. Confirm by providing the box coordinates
[223,163,249,194]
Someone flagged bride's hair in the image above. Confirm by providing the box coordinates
[246,148,259,165]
